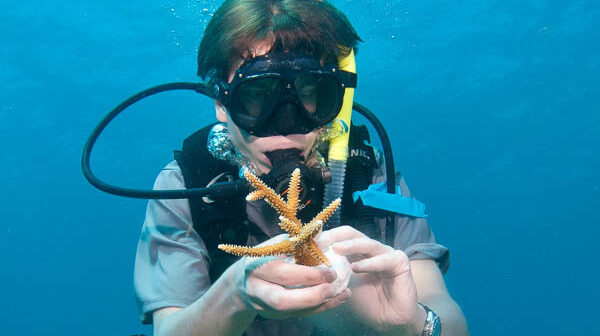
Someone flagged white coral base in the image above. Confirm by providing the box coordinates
[318,247,352,296]
[283,247,352,296]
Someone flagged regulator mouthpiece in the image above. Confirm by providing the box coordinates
[260,149,328,221]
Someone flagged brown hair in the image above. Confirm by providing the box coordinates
[197,0,361,80]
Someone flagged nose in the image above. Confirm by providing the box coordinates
[274,103,300,135]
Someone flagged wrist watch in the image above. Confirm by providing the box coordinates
[418,303,441,336]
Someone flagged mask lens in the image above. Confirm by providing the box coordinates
[232,77,281,129]
[236,77,280,116]
[295,74,341,125]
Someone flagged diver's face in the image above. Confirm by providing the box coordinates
[215,40,320,174]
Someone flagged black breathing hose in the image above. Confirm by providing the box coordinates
[352,102,398,194]
[81,83,398,244]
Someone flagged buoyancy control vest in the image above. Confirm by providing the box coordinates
[174,123,379,281]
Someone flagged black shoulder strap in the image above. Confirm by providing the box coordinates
[174,123,254,281]
[341,123,380,239]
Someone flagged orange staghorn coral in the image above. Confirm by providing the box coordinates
[218,168,341,266]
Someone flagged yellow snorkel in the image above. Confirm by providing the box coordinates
[329,48,356,161]
[322,48,356,226]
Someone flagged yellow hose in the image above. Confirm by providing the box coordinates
[321,48,356,227]
[328,49,356,161]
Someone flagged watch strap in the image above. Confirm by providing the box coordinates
[418,303,441,336]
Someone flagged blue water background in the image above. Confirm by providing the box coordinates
[1,1,598,334]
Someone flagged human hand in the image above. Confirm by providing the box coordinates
[233,234,352,320]
[317,226,425,335]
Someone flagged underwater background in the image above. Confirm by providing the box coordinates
[1,0,598,334]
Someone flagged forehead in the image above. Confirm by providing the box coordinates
[227,38,330,83]
[227,39,275,79]
[241,39,275,59]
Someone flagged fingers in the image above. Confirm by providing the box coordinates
[246,276,348,313]
[249,258,337,286]
[317,226,411,279]
[317,225,367,248]
[306,288,352,315]
[350,250,411,277]
[332,237,392,258]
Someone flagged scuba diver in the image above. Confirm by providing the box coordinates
[82,0,468,335]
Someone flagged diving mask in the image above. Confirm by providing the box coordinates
[214,52,357,137]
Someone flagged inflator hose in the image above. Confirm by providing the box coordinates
[353,102,397,246]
